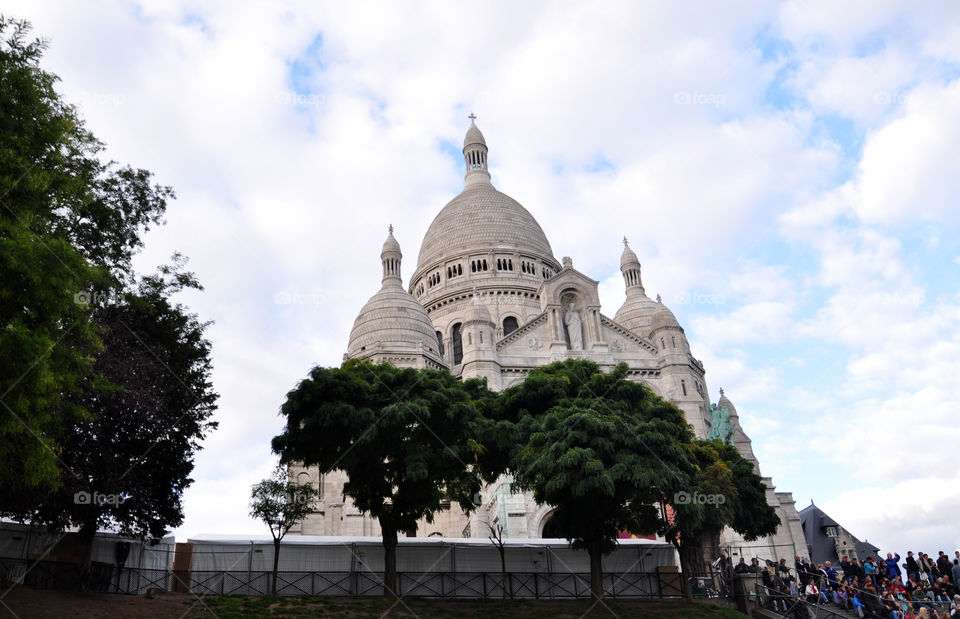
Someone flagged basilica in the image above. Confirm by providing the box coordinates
[290,119,806,562]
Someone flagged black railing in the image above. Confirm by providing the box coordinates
[186,569,662,598]
[0,557,670,599]
[0,557,170,594]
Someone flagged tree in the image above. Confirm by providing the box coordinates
[0,260,218,587]
[661,439,780,601]
[272,359,490,596]
[0,17,170,491]
[487,522,510,598]
[505,360,695,600]
[249,465,320,596]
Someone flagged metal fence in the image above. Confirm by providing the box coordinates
[187,569,663,598]
[0,556,672,599]
[0,557,169,595]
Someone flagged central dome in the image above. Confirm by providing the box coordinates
[416,119,555,273]
[416,182,555,271]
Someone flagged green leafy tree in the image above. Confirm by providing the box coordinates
[0,17,170,490]
[272,359,490,596]
[662,439,780,601]
[249,465,320,595]
[0,261,218,587]
[505,360,695,600]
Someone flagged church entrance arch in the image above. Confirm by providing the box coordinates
[537,508,562,538]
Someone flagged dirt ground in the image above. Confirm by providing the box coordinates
[0,586,748,618]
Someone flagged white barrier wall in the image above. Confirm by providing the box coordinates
[186,534,677,574]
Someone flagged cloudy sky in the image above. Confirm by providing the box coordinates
[9,1,960,553]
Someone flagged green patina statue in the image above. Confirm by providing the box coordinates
[706,402,734,445]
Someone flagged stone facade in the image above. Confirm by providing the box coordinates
[290,120,806,563]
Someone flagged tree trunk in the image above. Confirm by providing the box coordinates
[382,527,398,597]
[588,544,604,600]
[677,542,702,603]
[272,538,281,596]
[77,521,97,592]
[499,544,508,599]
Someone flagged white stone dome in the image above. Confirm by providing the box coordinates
[347,227,443,363]
[416,183,555,271]
[614,292,662,335]
[464,121,486,148]
[650,304,681,331]
[347,285,441,359]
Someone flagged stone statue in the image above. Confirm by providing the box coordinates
[706,403,734,445]
[564,303,583,350]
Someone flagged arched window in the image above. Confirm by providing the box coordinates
[436,331,444,358]
[681,379,687,396]
[452,323,463,365]
[483,259,488,270]
[468,332,472,346]
[479,332,483,344]
[457,264,462,275]
[503,316,519,336]
[660,337,666,349]
[671,336,676,348]
[508,259,513,270]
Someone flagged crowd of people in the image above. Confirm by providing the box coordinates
[728,549,960,618]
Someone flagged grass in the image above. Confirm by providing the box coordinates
[183,595,749,618]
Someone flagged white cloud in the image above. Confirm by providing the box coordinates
[791,50,917,123]
[851,80,960,224]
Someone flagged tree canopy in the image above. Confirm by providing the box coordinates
[0,19,216,592]
[0,17,171,491]
[0,261,218,584]
[504,360,696,599]
[272,359,493,596]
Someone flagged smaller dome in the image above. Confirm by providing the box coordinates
[347,286,441,360]
[621,244,639,268]
[463,120,486,148]
[381,226,401,256]
[465,291,493,324]
[650,303,681,331]
[614,292,662,335]
[347,227,443,365]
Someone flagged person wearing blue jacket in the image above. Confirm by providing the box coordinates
[884,552,902,582]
